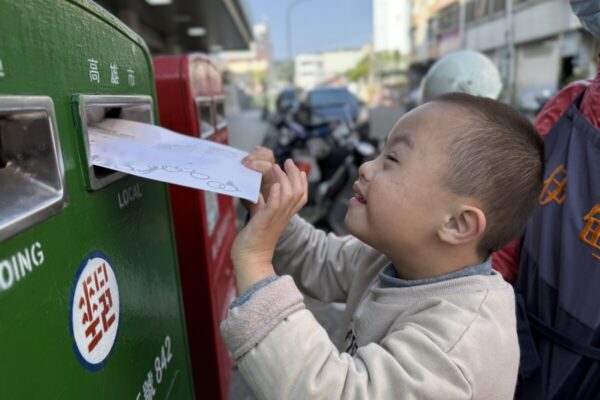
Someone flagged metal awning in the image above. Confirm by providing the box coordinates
[96,0,253,54]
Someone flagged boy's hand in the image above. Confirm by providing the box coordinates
[241,146,276,209]
[231,159,308,294]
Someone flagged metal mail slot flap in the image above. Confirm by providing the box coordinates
[195,96,215,139]
[76,95,154,190]
[0,96,67,242]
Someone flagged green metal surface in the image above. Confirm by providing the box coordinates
[0,0,195,398]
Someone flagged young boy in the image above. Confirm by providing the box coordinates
[221,93,544,399]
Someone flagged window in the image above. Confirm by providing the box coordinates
[466,1,476,23]
[438,3,460,34]
[426,18,436,43]
[465,0,508,23]
[490,0,505,13]
[410,26,417,44]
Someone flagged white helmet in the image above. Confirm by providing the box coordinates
[421,50,502,102]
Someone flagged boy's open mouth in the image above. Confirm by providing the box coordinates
[352,183,367,204]
[354,193,367,204]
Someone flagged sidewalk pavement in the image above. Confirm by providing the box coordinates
[227,109,272,153]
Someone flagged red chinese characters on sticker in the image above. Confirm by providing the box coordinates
[71,254,120,368]
[78,262,116,352]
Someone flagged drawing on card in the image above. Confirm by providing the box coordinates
[87,119,260,202]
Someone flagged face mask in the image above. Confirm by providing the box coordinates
[570,0,600,38]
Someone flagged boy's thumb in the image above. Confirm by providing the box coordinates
[249,195,266,217]
[248,159,274,174]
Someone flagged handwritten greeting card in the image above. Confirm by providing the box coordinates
[88,119,261,202]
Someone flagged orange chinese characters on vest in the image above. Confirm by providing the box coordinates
[580,204,600,261]
[539,165,567,205]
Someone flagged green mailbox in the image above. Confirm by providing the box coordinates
[0,0,195,398]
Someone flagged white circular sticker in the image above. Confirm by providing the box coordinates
[70,253,120,370]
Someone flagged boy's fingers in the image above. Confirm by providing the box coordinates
[266,182,281,211]
[300,171,308,205]
[243,158,273,173]
[290,170,308,212]
[245,146,275,165]
[248,195,266,217]
[284,159,307,212]
[273,163,293,203]
[284,159,303,199]
[254,146,275,163]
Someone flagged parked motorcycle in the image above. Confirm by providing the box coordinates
[271,102,378,235]
[272,112,334,198]
[297,118,378,235]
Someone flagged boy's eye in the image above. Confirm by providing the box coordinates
[384,154,398,163]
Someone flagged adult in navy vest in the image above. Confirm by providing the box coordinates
[497,2,600,398]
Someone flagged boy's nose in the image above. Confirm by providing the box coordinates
[358,160,373,183]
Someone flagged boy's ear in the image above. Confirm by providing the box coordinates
[438,206,486,246]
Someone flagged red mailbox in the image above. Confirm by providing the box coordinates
[153,54,237,400]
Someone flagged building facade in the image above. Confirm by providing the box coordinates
[410,0,597,109]
[373,0,412,54]
[219,23,273,96]
[294,48,367,90]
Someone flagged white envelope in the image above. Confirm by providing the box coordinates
[88,118,261,203]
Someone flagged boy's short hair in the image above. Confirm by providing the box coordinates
[432,92,544,256]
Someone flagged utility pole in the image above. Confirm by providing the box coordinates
[505,0,516,104]
[459,0,466,48]
[286,0,311,83]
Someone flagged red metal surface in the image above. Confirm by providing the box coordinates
[208,64,224,96]
[153,54,237,400]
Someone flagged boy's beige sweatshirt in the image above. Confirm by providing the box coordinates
[221,215,519,399]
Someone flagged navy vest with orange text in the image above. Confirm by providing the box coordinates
[515,90,600,399]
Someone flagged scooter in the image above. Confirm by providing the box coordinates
[298,118,378,235]
[273,115,332,164]
[273,113,335,202]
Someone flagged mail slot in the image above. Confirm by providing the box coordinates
[76,95,154,190]
[197,96,215,139]
[0,96,67,242]
[154,53,237,400]
[209,66,228,145]
[214,95,228,132]
[0,1,195,398]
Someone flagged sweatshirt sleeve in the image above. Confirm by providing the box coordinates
[272,215,380,303]
[220,276,472,400]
